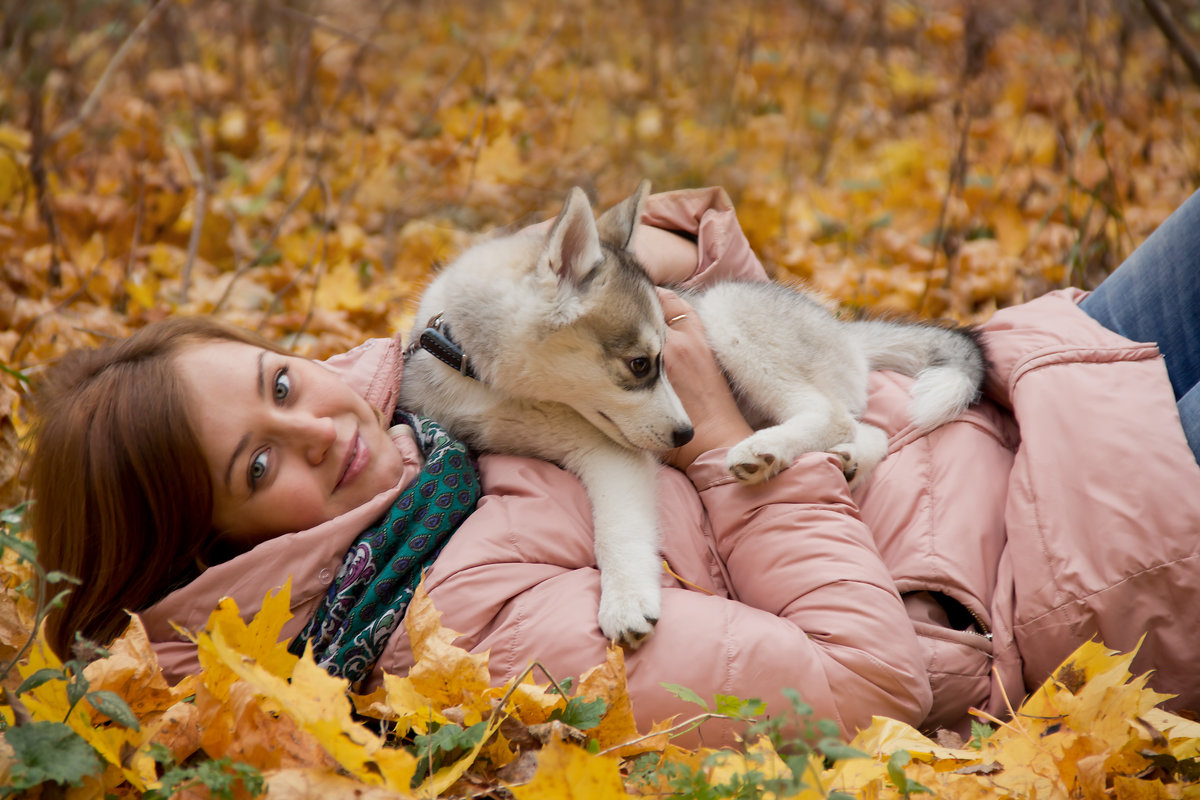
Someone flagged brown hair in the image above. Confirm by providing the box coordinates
[28,316,286,659]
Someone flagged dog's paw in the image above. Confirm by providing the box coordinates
[727,436,787,485]
[831,423,889,489]
[598,589,660,650]
[827,446,859,483]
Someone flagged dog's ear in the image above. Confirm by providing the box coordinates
[539,186,603,289]
[595,179,650,252]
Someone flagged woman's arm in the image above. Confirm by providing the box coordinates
[523,186,768,286]
[682,448,931,737]
[653,293,930,734]
[639,186,771,286]
[386,453,930,746]
[633,225,699,285]
[654,288,752,470]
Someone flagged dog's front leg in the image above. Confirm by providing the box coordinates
[567,446,663,649]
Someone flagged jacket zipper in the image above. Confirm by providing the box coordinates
[966,605,993,641]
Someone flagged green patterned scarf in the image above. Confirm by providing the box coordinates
[289,412,480,686]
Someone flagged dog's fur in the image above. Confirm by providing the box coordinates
[399,182,986,647]
[689,282,986,486]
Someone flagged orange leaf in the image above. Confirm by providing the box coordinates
[84,615,192,718]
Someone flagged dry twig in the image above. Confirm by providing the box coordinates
[1141,0,1200,87]
[49,0,175,144]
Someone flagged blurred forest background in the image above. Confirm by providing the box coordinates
[2,0,1200,510]
[2,0,1200,516]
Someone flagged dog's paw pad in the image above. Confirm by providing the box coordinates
[598,594,660,649]
[615,617,658,650]
[728,444,784,485]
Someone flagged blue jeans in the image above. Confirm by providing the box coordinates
[1079,188,1200,462]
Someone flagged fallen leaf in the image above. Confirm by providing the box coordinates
[508,737,626,800]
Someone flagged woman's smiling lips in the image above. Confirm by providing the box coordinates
[336,431,369,491]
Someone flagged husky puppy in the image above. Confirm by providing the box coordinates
[400,182,986,648]
[400,183,693,648]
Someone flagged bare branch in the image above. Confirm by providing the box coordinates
[267,1,382,51]
[1141,0,1200,87]
[214,169,322,314]
[49,0,175,144]
[172,129,208,305]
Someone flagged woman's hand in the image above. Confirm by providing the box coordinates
[657,288,754,471]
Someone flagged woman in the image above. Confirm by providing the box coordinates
[28,187,1200,744]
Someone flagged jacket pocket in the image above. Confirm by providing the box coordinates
[905,590,994,735]
[909,618,993,734]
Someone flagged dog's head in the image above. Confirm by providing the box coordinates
[522,182,695,453]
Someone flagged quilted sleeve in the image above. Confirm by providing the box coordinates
[375,453,931,745]
[640,187,771,286]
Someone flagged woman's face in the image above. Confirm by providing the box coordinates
[174,341,407,548]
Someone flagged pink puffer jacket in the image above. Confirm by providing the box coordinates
[142,188,1200,745]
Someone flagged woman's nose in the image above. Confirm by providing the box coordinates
[288,413,336,465]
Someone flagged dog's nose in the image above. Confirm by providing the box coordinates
[672,426,695,448]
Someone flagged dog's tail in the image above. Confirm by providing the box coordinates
[847,318,988,431]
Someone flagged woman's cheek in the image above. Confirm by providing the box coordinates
[272,478,330,532]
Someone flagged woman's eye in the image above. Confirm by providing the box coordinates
[273,369,291,402]
[627,357,651,378]
[250,451,269,485]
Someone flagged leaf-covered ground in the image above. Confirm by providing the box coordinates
[7,581,1200,797]
[2,0,1200,796]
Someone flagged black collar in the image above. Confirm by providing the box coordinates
[404,312,478,380]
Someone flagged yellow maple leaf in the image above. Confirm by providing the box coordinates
[194,579,298,701]
[472,134,525,187]
[1018,637,1175,764]
[11,616,210,789]
[404,583,492,710]
[262,766,414,798]
[827,639,1200,799]
[508,737,626,800]
[196,605,417,789]
[850,716,981,764]
[315,259,375,312]
[506,676,571,726]
[122,275,158,312]
[196,678,333,772]
[962,639,1176,800]
[373,671,453,736]
[976,724,1072,800]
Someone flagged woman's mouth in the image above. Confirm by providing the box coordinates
[336,431,369,491]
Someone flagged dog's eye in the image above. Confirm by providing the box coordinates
[627,357,651,378]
